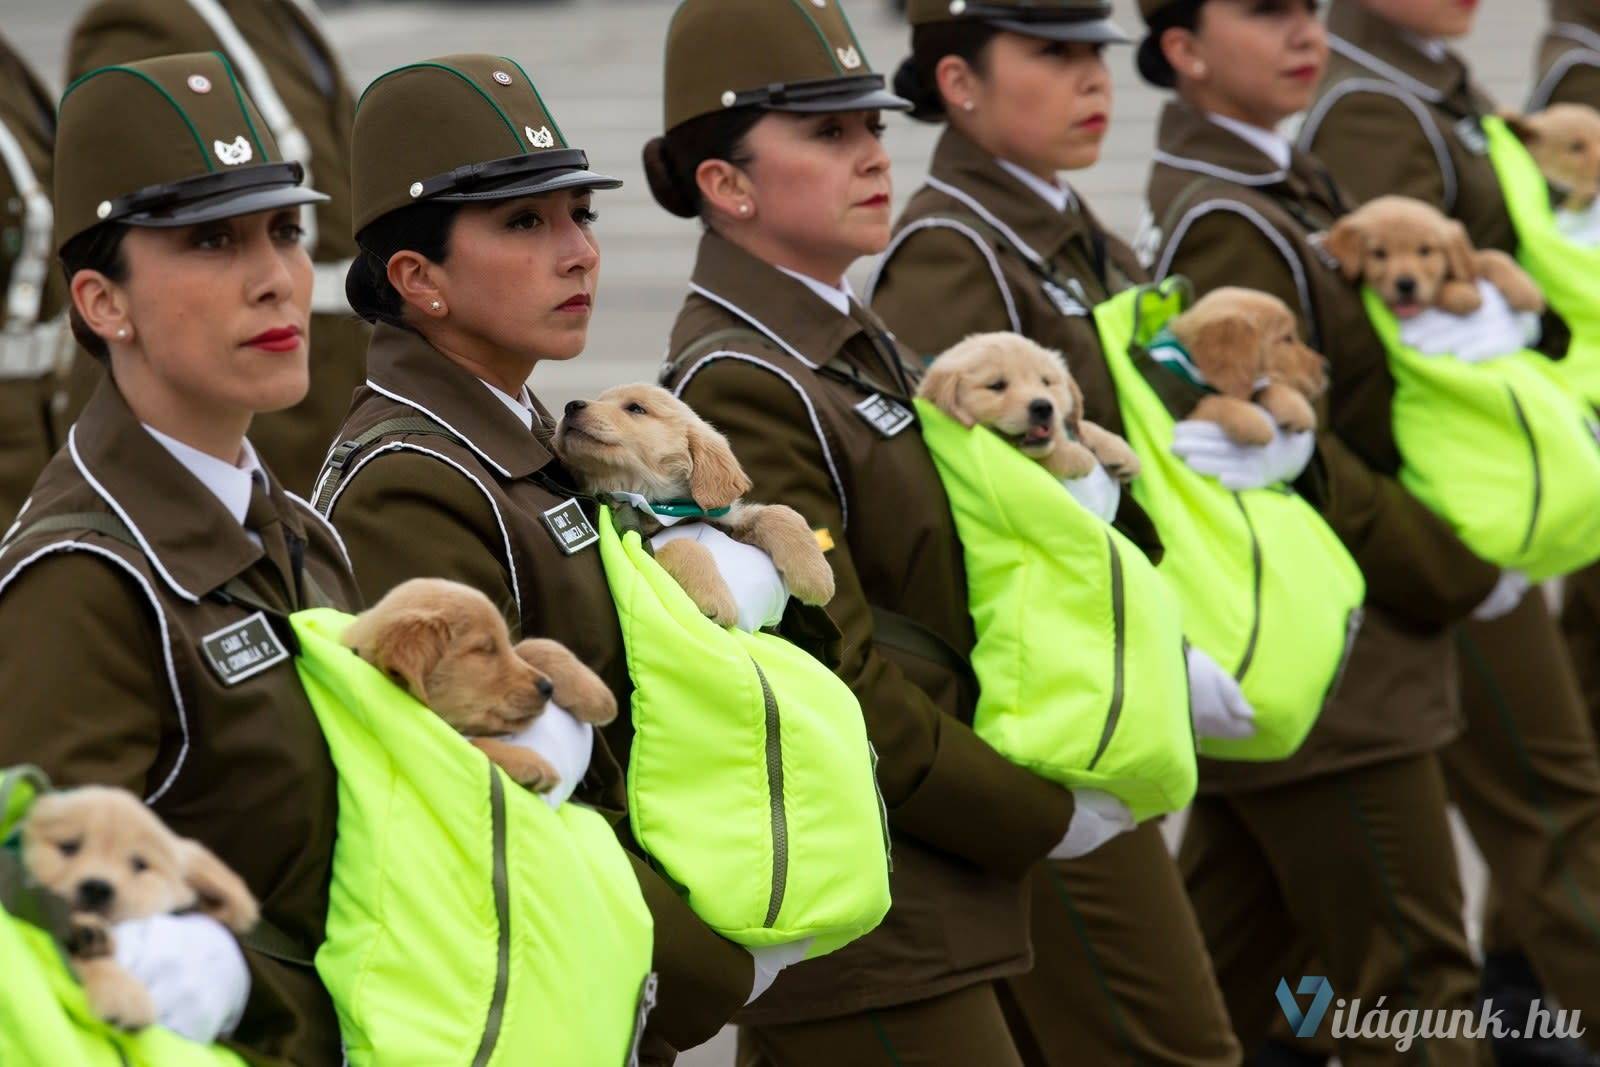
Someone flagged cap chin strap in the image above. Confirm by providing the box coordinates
[722,73,888,109]
[410,148,594,200]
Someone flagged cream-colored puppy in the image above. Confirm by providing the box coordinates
[22,788,258,1029]
[1506,104,1600,212]
[919,332,1140,481]
[554,384,835,627]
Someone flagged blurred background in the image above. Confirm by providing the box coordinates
[1,1,1541,1061]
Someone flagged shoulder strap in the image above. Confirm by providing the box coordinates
[660,326,768,384]
[312,412,462,514]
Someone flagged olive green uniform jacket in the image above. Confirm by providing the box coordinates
[0,377,363,1065]
[313,324,755,1055]
[0,35,70,531]
[66,0,369,496]
[1146,101,1498,792]
[1530,1,1600,110]
[659,231,1075,1024]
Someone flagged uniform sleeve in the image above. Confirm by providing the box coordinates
[1163,212,1500,625]
[1541,61,1600,109]
[681,357,1074,877]
[870,226,1018,362]
[327,450,518,623]
[1304,90,1451,211]
[66,0,202,79]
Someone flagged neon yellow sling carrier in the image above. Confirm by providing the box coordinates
[1097,282,1367,762]
[915,399,1196,821]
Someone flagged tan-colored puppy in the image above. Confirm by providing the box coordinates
[919,332,1140,481]
[1324,195,1545,317]
[554,383,836,627]
[1505,104,1600,212]
[22,787,258,1029]
[344,577,617,790]
[1167,287,1328,445]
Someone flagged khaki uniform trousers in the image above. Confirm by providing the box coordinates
[997,821,1241,1066]
[1181,753,1489,1067]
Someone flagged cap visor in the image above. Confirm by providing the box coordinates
[435,167,624,202]
[992,15,1131,44]
[774,86,913,114]
[128,184,329,228]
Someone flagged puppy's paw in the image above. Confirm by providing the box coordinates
[738,505,835,606]
[77,958,155,1030]
[473,738,562,792]
[1193,396,1275,446]
[1044,441,1099,480]
[654,539,740,626]
[1438,280,1486,316]
[1474,250,1546,314]
[513,638,618,725]
[1078,421,1141,482]
[1256,383,1317,433]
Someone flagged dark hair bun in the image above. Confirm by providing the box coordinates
[893,54,945,124]
[344,249,393,326]
[643,136,698,219]
[1136,35,1178,89]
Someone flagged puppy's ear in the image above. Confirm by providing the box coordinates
[1500,109,1540,145]
[1442,220,1479,283]
[1064,376,1087,440]
[1323,217,1366,281]
[1184,314,1263,399]
[917,359,973,426]
[686,421,752,510]
[363,610,451,702]
[177,839,259,934]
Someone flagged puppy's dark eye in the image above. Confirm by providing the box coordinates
[130,855,148,874]
[986,379,1008,392]
[1573,140,1586,153]
[1372,248,1389,261]
[1418,245,1434,256]
[57,839,81,857]
[1042,376,1057,386]
[625,402,647,415]
[476,640,495,656]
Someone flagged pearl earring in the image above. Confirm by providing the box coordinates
[430,300,443,312]
[1193,61,1207,77]
[739,203,751,216]
[116,327,129,340]
[962,100,975,112]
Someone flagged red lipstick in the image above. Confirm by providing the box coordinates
[245,326,301,352]
[557,294,592,312]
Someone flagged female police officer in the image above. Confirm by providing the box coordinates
[1300,0,1600,1049]
[0,53,361,1064]
[864,3,1239,1063]
[646,0,1135,1060]
[309,55,756,1062]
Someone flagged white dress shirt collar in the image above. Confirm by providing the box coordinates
[480,378,535,431]
[996,158,1077,214]
[776,265,855,317]
[1206,112,1293,170]
[141,424,264,530]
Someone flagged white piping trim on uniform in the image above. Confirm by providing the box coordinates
[1553,21,1600,56]
[362,379,513,478]
[1327,35,1447,102]
[0,120,51,331]
[68,426,201,604]
[1157,200,1317,339]
[1300,78,1458,211]
[0,541,191,804]
[672,351,849,530]
[686,284,822,370]
[1529,45,1600,111]
[924,176,1046,266]
[322,441,522,623]
[1151,150,1287,188]
[864,218,1021,333]
[182,0,320,251]
[285,489,351,572]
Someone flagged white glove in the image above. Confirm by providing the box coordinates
[112,913,250,1044]
[745,938,812,1005]
[1048,789,1136,860]
[1398,279,1541,363]
[1170,418,1314,491]
[1062,463,1121,523]
[1556,199,1600,247]
[651,522,789,633]
[1187,644,1257,741]
[500,701,594,809]
[1471,569,1530,622]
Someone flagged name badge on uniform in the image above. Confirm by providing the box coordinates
[854,393,915,438]
[1041,279,1090,317]
[1455,116,1489,156]
[201,612,290,686]
[542,498,599,554]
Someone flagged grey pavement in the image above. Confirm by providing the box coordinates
[1,1,1537,1061]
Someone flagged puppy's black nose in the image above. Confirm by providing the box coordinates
[75,879,114,913]
[536,677,554,700]
[1395,276,1417,297]
[1028,398,1055,424]
[564,400,587,417]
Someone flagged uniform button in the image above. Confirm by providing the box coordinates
[96,200,113,219]
[721,90,737,108]
[409,181,424,198]
[492,70,513,85]
[949,0,966,12]
[187,74,212,94]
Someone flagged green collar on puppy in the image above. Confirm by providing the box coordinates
[1145,328,1214,394]
[647,499,732,519]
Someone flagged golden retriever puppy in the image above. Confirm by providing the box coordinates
[919,332,1140,481]
[344,577,617,791]
[1324,195,1545,318]
[22,787,258,1029]
[1505,104,1600,212]
[553,384,836,627]
[1166,287,1328,445]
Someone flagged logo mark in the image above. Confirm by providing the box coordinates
[1276,976,1335,1038]
[213,136,253,166]
[526,125,555,149]
[836,46,862,70]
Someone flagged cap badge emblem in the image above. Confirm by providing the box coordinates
[187,74,212,94]
[527,125,555,149]
[492,70,513,85]
[214,136,254,166]
[836,46,862,70]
